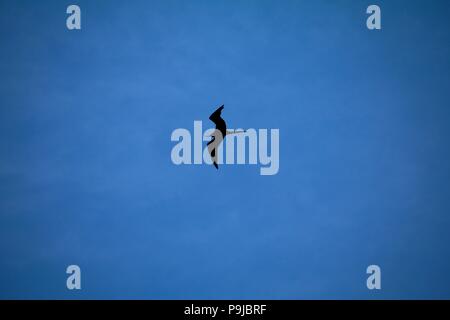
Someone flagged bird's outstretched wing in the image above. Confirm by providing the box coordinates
[209,105,226,131]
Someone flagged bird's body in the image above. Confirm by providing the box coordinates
[207,105,245,169]
[207,105,226,169]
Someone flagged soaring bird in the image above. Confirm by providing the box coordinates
[207,105,245,169]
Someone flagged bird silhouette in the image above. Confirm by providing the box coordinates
[207,105,245,169]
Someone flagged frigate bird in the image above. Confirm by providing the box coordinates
[207,105,245,169]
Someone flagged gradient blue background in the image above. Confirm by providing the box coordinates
[1,0,450,299]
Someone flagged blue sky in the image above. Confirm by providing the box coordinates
[1,0,450,299]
